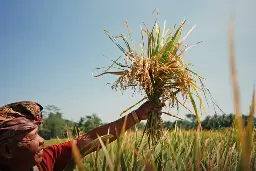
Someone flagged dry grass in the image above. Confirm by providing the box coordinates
[228,21,255,171]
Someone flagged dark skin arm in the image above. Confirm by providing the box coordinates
[63,101,161,171]
[76,101,160,154]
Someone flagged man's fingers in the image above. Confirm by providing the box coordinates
[144,101,165,111]
[161,103,166,107]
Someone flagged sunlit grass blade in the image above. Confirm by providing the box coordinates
[120,153,127,171]
[97,134,114,171]
[245,88,255,169]
[228,22,244,137]
[120,97,147,116]
[80,135,114,158]
[228,21,249,171]
[179,24,196,44]
[64,130,84,171]
[189,91,202,130]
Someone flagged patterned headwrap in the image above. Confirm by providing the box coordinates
[0,101,43,143]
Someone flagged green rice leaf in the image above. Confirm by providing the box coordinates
[152,23,161,56]
[189,91,201,129]
[120,34,131,52]
[125,20,136,51]
[104,30,126,54]
[161,21,185,63]
[120,153,127,171]
[179,24,196,44]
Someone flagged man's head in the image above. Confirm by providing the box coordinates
[0,101,45,168]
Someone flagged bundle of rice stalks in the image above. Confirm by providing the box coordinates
[95,14,209,145]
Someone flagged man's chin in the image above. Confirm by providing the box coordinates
[34,153,43,164]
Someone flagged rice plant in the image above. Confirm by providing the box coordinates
[94,11,208,146]
[46,128,256,171]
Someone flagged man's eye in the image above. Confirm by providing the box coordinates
[31,134,37,139]
[23,134,37,142]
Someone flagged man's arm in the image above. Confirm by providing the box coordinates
[76,101,160,154]
[76,111,137,150]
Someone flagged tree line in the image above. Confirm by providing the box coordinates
[39,105,256,140]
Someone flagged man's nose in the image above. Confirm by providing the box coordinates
[39,136,45,145]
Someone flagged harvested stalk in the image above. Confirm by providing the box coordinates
[95,12,209,146]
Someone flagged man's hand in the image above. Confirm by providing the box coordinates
[135,101,163,121]
[75,101,164,158]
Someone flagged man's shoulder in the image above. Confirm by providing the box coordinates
[36,141,74,171]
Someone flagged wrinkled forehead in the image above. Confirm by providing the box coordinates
[23,126,39,139]
[0,117,38,144]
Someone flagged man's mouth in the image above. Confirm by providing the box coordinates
[37,147,44,154]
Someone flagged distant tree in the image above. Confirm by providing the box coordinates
[39,104,256,140]
[185,114,196,122]
[163,113,256,130]
[164,121,172,128]
[78,114,103,133]
[39,105,67,139]
[201,116,211,129]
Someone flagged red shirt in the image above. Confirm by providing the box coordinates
[36,141,73,171]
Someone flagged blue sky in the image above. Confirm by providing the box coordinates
[0,0,255,123]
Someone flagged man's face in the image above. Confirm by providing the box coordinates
[13,127,45,165]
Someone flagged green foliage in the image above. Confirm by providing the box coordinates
[39,105,68,139]
[77,114,103,133]
[39,105,103,139]
[164,113,256,130]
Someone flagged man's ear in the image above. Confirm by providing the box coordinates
[0,143,14,159]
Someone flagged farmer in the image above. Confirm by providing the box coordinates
[0,101,161,171]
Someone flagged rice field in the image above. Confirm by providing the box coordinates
[46,128,256,171]
[45,13,255,171]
